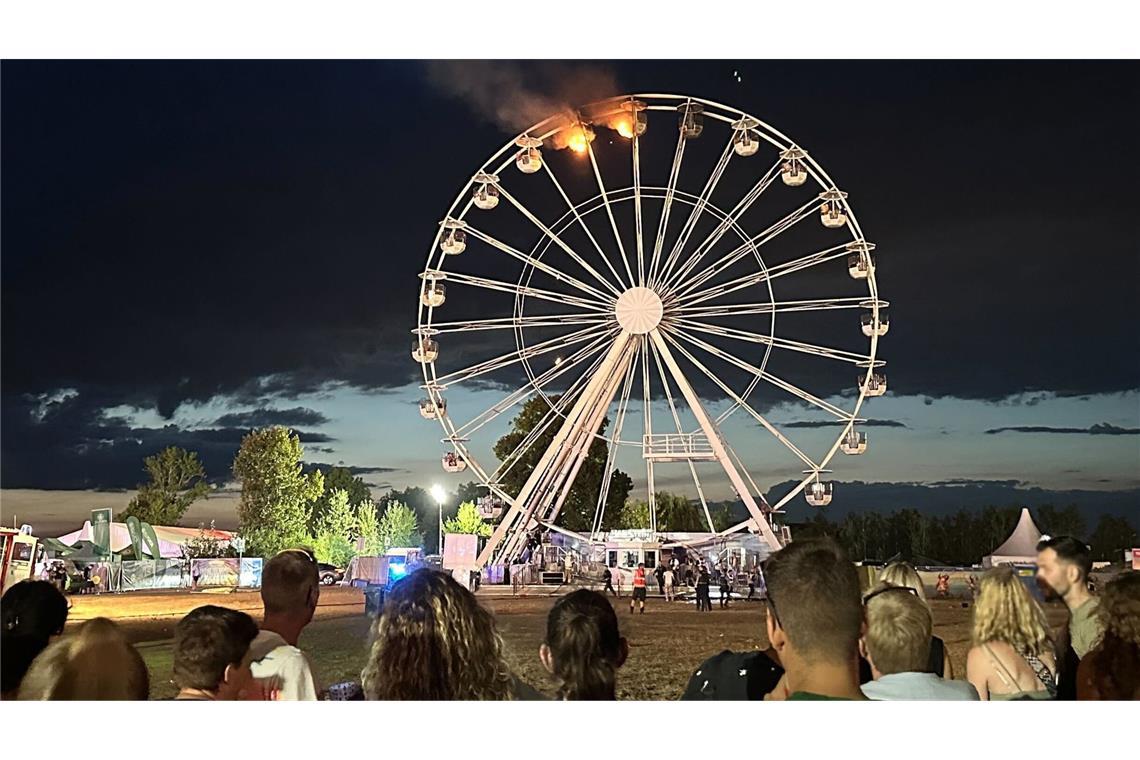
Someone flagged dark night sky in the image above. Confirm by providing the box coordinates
[2,60,1137,530]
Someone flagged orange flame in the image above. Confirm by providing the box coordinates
[615,117,635,139]
[567,128,591,153]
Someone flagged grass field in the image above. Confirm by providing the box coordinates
[79,588,1066,700]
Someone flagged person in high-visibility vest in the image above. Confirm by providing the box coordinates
[630,563,648,614]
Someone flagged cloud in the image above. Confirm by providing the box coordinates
[212,406,330,428]
[0,389,334,490]
[780,419,908,429]
[985,422,1140,436]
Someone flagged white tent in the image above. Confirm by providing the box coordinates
[54,521,233,559]
[982,508,1043,567]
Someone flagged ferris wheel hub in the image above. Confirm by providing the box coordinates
[614,286,664,334]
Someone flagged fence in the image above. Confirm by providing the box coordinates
[63,557,263,592]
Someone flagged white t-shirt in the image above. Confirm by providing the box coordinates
[248,630,319,701]
[664,570,675,585]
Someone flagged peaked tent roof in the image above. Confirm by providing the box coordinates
[984,508,1043,565]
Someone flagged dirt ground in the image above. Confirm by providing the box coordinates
[71,586,1069,700]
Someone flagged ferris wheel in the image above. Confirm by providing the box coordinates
[413,93,888,567]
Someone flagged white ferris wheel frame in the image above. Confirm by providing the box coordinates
[413,93,887,568]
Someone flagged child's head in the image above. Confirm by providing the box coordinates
[541,590,627,700]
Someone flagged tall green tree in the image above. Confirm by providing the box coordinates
[309,466,372,533]
[493,395,632,533]
[378,500,421,551]
[666,491,708,531]
[121,446,209,525]
[443,501,492,537]
[312,488,357,567]
[617,499,651,529]
[456,481,488,504]
[382,486,453,553]
[232,427,324,556]
[356,499,383,556]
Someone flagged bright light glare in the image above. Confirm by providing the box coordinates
[430,484,446,504]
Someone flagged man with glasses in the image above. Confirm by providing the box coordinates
[763,538,866,700]
[248,548,321,700]
[859,583,978,700]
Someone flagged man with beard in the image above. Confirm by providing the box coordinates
[1036,535,1104,700]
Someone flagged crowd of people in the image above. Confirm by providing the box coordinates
[2,536,1137,700]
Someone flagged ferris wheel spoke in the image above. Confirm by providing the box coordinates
[725,443,769,509]
[633,133,646,285]
[463,224,614,304]
[660,159,781,293]
[648,337,716,532]
[640,336,657,532]
[676,296,874,320]
[591,351,639,538]
[541,162,628,296]
[673,198,823,301]
[421,313,610,334]
[493,185,624,299]
[661,331,820,470]
[647,122,687,287]
[439,271,611,313]
[678,241,852,307]
[669,327,855,421]
[432,323,616,389]
[490,348,612,483]
[673,318,872,366]
[450,331,613,439]
[654,138,736,289]
[585,140,637,288]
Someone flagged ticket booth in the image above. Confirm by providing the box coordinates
[1,527,40,594]
[603,529,662,585]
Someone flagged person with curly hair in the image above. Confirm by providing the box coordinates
[361,568,541,700]
[1076,571,1140,700]
[540,589,628,700]
[966,567,1057,700]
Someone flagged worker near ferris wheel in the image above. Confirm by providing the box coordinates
[630,563,648,614]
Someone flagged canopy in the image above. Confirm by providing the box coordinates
[53,521,234,559]
[982,508,1043,567]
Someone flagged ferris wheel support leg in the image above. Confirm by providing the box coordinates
[544,353,633,527]
[497,339,637,563]
[647,329,785,553]
[476,332,638,568]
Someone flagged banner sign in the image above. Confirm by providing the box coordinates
[1132,548,1140,571]
[141,522,162,559]
[239,558,263,588]
[191,558,240,588]
[91,508,113,555]
[120,559,185,590]
[608,529,656,543]
[125,516,146,557]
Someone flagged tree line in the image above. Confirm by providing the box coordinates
[118,420,1137,567]
[788,504,1137,565]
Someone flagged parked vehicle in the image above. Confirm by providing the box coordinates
[318,562,345,586]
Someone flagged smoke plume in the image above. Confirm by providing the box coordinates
[425,61,626,150]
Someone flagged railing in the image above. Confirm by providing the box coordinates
[643,433,718,461]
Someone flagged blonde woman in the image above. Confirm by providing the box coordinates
[869,562,953,678]
[362,569,541,700]
[18,617,149,700]
[966,567,1057,700]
